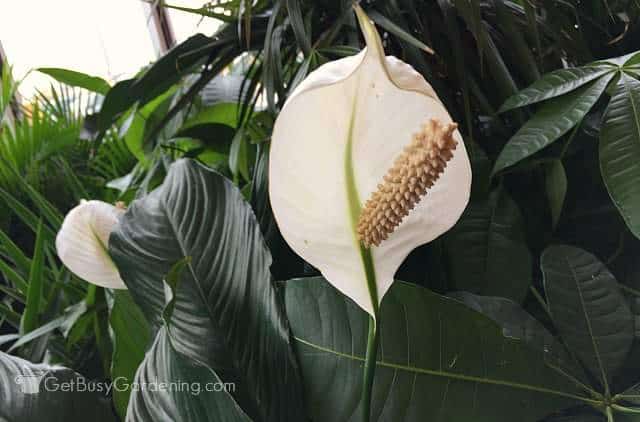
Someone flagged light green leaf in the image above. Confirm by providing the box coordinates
[37,68,111,95]
[20,220,45,334]
[494,74,613,174]
[600,73,640,240]
[499,66,614,112]
[109,159,304,421]
[284,277,593,421]
[542,245,634,388]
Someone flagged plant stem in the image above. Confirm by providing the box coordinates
[361,314,379,422]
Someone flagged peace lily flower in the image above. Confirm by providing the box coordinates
[55,200,127,289]
[269,5,471,318]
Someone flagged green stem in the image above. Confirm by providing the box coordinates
[361,315,379,422]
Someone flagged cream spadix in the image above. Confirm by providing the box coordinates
[269,6,471,317]
[55,200,127,289]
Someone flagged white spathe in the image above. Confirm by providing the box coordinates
[55,200,127,289]
[269,6,472,317]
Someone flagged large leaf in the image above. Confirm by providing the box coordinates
[448,291,562,356]
[599,73,640,240]
[109,159,304,421]
[0,351,115,422]
[493,74,613,174]
[126,328,251,422]
[542,245,634,387]
[444,188,532,302]
[37,68,110,95]
[499,65,614,112]
[284,277,592,421]
[109,291,151,419]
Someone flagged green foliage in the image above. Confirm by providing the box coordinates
[1,0,640,420]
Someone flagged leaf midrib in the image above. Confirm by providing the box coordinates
[565,255,609,395]
[293,336,600,406]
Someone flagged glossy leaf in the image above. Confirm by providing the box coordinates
[126,328,251,422]
[542,245,634,387]
[284,277,590,422]
[499,66,614,112]
[0,351,115,421]
[599,73,640,240]
[109,159,304,421]
[494,74,613,174]
[444,188,532,302]
[448,291,563,356]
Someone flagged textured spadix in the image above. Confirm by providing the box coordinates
[56,200,127,289]
[269,6,471,317]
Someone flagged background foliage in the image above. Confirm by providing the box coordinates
[1,0,640,421]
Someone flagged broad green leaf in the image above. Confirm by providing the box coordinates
[109,159,304,421]
[542,245,634,388]
[599,74,640,240]
[109,291,151,420]
[20,220,45,334]
[179,102,239,131]
[444,188,532,302]
[126,328,251,422]
[494,74,613,174]
[499,66,614,112]
[37,68,110,95]
[448,291,564,357]
[546,160,568,229]
[284,277,592,421]
[122,87,176,164]
[0,351,116,421]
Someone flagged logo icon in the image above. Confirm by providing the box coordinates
[14,370,45,394]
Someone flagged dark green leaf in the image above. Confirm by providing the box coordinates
[542,245,634,387]
[0,351,115,421]
[448,291,563,356]
[109,159,304,421]
[599,73,640,240]
[109,291,151,420]
[444,188,532,302]
[126,328,251,422]
[286,0,312,56]
[500,66,614,112]
[37,68,110,95]
[546,160,568,229]
[369,10,434,54]
[285,278,591,422]
[494,74,613,174]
